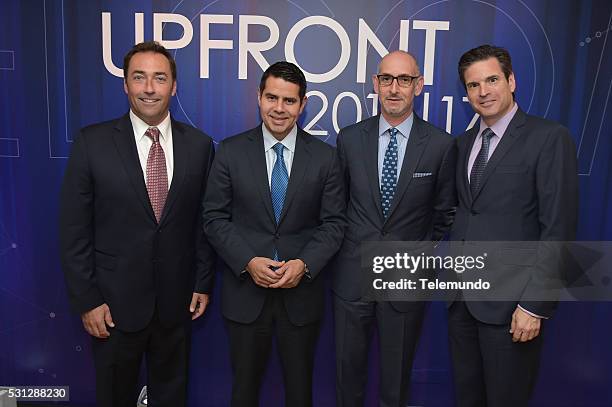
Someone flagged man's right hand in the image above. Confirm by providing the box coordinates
[81,303,115,338]
[246,257,285,287]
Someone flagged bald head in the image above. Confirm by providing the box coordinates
[373,50,424,126]
[377,51,421,76]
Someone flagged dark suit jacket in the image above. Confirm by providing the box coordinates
[332,114,457,310]
[450,108,578,323]
[203,125,346,326]
[59,114,216,332]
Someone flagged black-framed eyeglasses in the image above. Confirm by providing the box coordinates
[376,74,420,87]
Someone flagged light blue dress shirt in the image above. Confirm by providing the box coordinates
[377,114,414,187]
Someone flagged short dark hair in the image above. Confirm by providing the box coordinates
[458,44,513,88]
[123,41,176,82]
[259,61,307,100]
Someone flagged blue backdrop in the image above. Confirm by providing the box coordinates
[1,0,611,405]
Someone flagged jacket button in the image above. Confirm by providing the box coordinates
[274,233,280,239]
[470,210,478,215]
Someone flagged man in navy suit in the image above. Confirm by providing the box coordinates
[332,51,457,407]
[203,61,345,407]
[448,44,578,406]
[60,41,215,407]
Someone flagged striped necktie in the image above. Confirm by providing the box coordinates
[470,128,495,196]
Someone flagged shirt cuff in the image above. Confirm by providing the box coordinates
[518,304,548,319]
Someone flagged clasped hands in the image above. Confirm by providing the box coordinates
[246,257,305,288]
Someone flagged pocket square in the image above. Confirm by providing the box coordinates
[413,172,432,178]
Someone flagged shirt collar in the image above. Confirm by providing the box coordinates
[378,113,413,140]
[130,110,171,142]
[477,102,518,139]
[262,123,297,153]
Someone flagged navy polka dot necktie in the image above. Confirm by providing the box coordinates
[381,128,399,219]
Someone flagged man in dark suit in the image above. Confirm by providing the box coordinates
[448,44,578,406]
[202,61,345,407]
[332,51,456,407]
[59,41,215,407]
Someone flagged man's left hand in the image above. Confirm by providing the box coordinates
[510,306,541,342]
[190,292,210,320]
[269,259,306,289]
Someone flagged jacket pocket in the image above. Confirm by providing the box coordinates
[495,165,528,174]
[499,247,537,266]
[95,250,117,271]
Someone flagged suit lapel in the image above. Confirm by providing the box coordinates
[159,119,187,225]
[463,127,479,201]
[112,114,156,223]
[385,115,428,222]
[471,109,526,202]
[362,117,384,224]
[246,127,276,225]
[278,128,311,226]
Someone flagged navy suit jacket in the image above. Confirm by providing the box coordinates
[332,114,457,311]
[203,125,346,325]
[450,108,578,323]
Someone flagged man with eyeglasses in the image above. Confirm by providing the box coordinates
[332,50,457,406]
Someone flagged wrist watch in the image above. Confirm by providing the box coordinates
[301,260,312,280]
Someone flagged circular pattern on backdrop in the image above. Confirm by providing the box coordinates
[362,0,556,119]
[579,25,610,46]
[169,0,335,142]
[162,1,557,136]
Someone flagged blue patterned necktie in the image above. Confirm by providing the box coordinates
[380,128,399,219]
[470,128,495,196]
[271,143,288,260]
[271,143,289,222]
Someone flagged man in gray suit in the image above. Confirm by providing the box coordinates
[332,51,457,407]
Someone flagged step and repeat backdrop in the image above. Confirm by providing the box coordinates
[1,0,611,405]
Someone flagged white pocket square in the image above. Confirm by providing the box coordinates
[413,172,432,178]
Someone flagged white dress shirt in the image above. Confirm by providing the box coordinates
[262,123,297,188]
[130,110,174,187]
